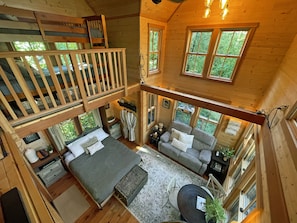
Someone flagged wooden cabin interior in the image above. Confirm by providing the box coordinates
[0,0,296,222]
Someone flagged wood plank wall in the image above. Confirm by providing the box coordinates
[259,34,297,222]
[2,0,94,17]
[160,0,297,111]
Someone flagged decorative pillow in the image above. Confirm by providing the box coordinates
[67,142,85,158]
[171,138,188,152]
[87,128,109,141]
[67,138,88,158]
[87,141,104,155]
[170,128,183,141]
[179,133,194,149]
[81,136,99,154]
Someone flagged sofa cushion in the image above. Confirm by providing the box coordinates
[179,150,202,173]
[179,133,194,149]
[192,128,216,147]
[199,149,212,164]
[158,142,181,161]
[171,138,188,152]
[169,128,183,141]
[160,131,170,143]
[169,121,192,135]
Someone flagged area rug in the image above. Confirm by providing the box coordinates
[53,185,90,223]
[128,145,207,223]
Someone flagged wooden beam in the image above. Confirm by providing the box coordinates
[140,84,265,125]
[260,121,289,223]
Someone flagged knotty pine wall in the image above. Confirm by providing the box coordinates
[161,0,297,111]
[1,0,94,17]
[258,34,297,222]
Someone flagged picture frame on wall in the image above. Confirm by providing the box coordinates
[23,133,40,144]
[162,98,171,109]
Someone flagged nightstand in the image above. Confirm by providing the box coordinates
[207,151,230,184]
[149,127,166,147]
[33,155,67,187]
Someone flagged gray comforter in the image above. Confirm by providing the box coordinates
[69,136,141,205]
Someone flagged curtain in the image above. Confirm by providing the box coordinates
[126,111,137,141]
[120,109,129,139]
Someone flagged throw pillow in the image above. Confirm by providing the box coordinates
[179,133,194,149]
[81,136,99,154]
[171,138,188,152]
[87,141,104,155]
[170,128,183,141]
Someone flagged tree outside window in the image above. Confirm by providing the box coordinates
[149,25,163,74]
[58,119,78,142]
[196,108,221,135]
[13,41,47,69]
[174,101,195,125]
[183,24,257,82]
[79,112,97,132]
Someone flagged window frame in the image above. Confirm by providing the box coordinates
[195,107,222,135]
[148,24,164,75]
[147,93,157,128]
[182,23,258,83]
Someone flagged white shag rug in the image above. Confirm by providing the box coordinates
[128,145,207,223]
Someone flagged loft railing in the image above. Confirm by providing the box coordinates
[0,48,127,126]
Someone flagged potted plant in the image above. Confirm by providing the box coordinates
[219,146,235,161]
[205,197,226,223]
[47,145,54,154]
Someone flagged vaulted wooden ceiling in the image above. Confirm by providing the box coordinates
[86,0,181,21]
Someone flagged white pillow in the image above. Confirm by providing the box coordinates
[64,153,75,166]
[170,128,183,141]
[179,133,194,149]
[171,138,188,152]
[87,128,109,141]
[87,141,104,155]
[67,138,88,157]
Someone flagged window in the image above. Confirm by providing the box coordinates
[79,112,97,132]
[183,24,257,82]
[13,41,47,69]
[174,101,195,125]
[196,108,222,135]
[148,93,157,127]
[149,25,163,74]
[55,42,79,50]
[58,119,78,142]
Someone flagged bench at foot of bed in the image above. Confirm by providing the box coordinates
[114,165,148,206]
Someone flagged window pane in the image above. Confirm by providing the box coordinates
[14,41,46,51]
[59,120,78,141]
[185,55,205,75]
[197,119,216,135]
[55,42,78,50]
[149,53,159,70]
[185,31,211,75]
[217,31,248,56]
[190,31,211,54]
[149,28,162,73]
[210,56,237,79]
[79,112,96,132]
[175,110,191,125]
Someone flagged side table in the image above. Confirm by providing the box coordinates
[207,151,230,184]
[149,127,166,147]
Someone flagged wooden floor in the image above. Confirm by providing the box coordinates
[48,138,141,223]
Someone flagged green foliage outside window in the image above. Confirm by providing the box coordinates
[196,108,221,135]
[174,101,195,125]
[149,29,161,72]
[13,41,47,69]
[59,119,78,141]
[184,27,251,81]
[210,30,248,79]
[185,31,211,75]
[79,112,97,132]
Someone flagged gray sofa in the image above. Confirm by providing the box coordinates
[158,121,217,175]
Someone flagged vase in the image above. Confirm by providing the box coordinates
[24,148,39,163]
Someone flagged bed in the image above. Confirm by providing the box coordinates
[64,128,141,208]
